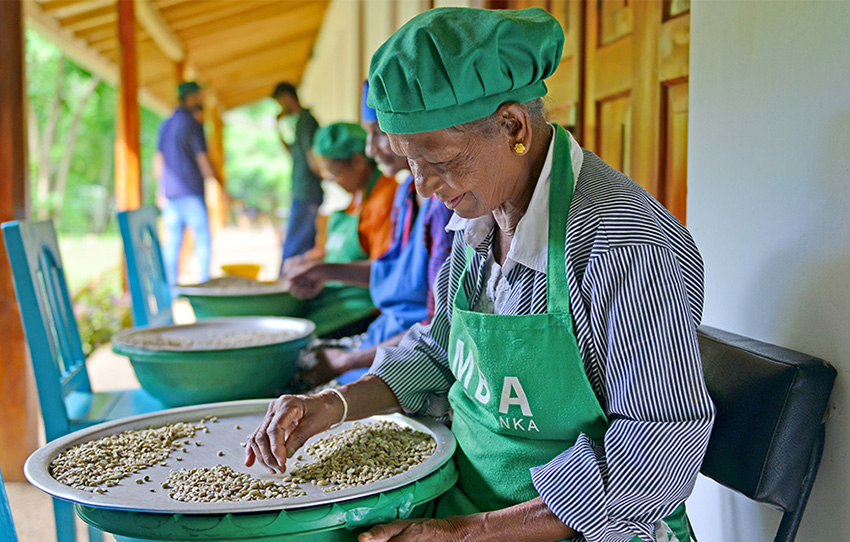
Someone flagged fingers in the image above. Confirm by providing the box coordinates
[359,520,412,542]
[244,445,256,467]
[289,279,322,300]
[268,406,298,469]
[245,397,304,473]
[244,394,338,474]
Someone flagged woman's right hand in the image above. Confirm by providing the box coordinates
[282,256,329,299]
[244,391,344,474]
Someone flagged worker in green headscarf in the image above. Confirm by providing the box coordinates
[248,8,714,542]
[283,122,397,337]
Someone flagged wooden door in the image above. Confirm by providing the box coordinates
[492,0,691,223]
[584,0,690,222]
[538,0,583,137]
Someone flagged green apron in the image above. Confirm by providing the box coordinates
[436,125,694,542]
[302,170,380,335]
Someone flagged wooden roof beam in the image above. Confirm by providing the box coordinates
[58,5,115,33]
[40,0,111,18]
[178,1,323,43]
[196,31,316,77]
[161,1,260,32]
[185,9,326,62]
[202,45,309,82]
[134,0,184,62]
[23,0,170,116]
[215,69,304,98]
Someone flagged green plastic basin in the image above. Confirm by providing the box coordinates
[77,459,458,541]
[112,317,314,407]
[182,292,303,320]
[175,278,303,319]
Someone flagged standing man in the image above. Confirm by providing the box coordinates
[272,82,324,276]
[154,81,223,286]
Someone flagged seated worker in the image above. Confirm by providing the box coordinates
[302,82,454,386]
[283,122,397,338]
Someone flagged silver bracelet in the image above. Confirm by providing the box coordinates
[327,388,348,428]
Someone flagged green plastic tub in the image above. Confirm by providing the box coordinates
[182,292,304,320]
[175,278,303,320]
[112,317,315,407]
[78,459,458,542]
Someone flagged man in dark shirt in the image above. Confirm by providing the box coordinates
[272,82,324,276]
[154,81,223,286]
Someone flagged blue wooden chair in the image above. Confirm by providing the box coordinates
[0,468,19,542]
[1,220,166,542]
[117,206,173,328]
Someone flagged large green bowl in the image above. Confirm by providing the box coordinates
[80,462,457,542]
[180,292,303,319]
[175,279,303,319]
[112,317,315,407]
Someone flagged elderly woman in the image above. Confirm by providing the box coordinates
[285,122,397,336]
[248,8,714,542]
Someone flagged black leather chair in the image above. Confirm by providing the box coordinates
[697,326,836,542]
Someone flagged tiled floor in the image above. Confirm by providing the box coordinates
[3,223,285,541]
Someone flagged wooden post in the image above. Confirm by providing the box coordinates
[0,0,39,481]
[209,104,227,230]
[115,0,141,212]
[175,60,185,85]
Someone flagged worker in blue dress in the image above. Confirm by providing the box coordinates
[248,8,714,542]
[301,82,453,387]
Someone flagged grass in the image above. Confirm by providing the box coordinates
[58,233,124,293]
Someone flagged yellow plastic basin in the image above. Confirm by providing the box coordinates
[220,263,261,279]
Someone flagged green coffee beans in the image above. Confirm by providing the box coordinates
[49,420,207,492]
[163,465,306,502]
[288,421,436,492]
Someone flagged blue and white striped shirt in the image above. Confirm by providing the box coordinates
[368,139,715,542]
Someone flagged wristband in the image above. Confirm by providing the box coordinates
[327,388,348,428]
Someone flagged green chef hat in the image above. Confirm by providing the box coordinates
[312,122,367,160]
[367,7,564,134]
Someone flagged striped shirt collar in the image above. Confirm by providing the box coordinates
[446,126,583,274]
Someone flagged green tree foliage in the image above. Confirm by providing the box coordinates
[26,29,161,235]
[223,100,293,221]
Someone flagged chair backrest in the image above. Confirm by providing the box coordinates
[697,326,836,542]
[1,220,89,443]
[0,468,19,541]
[117,206,173,328]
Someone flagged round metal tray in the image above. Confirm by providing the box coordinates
[25,400,455,515]
[175,279,290,297]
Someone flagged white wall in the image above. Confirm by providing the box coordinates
[686,1,850,539]
[298,0,362,125]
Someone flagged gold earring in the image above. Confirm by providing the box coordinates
[513,143,526,154]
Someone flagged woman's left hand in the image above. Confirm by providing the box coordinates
[359,517,477,542]
[359,499,578,542]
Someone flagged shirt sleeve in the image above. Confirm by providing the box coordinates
[367,232,467,420]
[187,117,208,155]
[422,199,454,322]
[157,122,166,152]
[358,176,396,259]
[530,245,715,542]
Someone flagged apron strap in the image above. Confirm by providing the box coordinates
[546,125,575,315]
[364,167,381,199]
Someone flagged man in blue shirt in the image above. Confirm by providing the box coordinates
[154,81,223,286]
[272,82,324,275]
